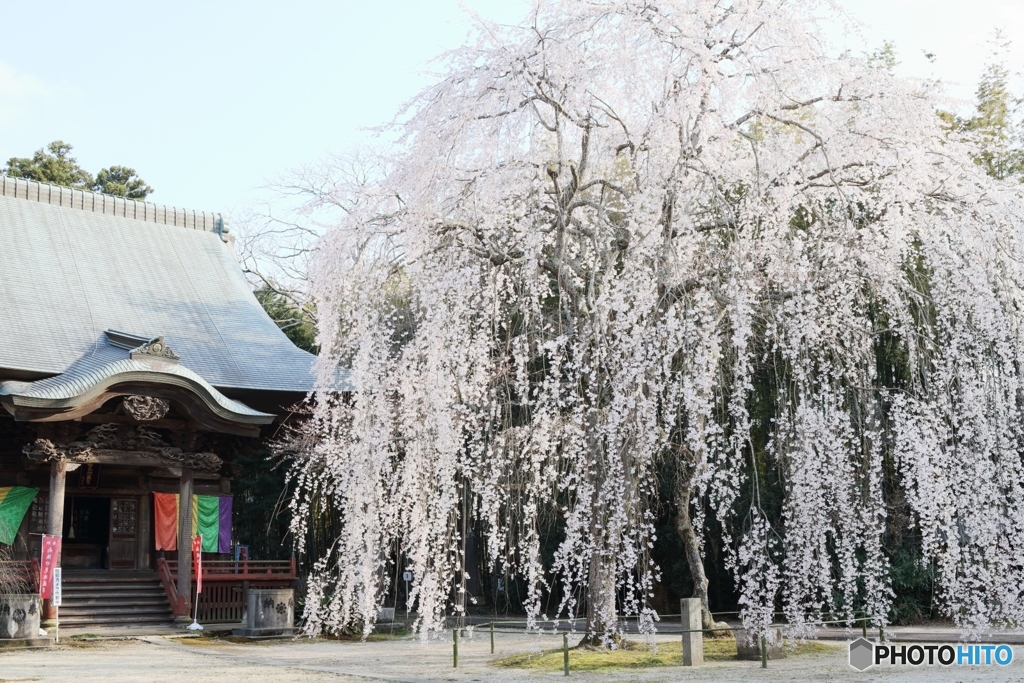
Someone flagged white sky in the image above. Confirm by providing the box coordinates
[0,0,1022,216]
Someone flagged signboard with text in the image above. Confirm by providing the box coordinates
[39,535,61,599]
[77,463,101,489]
[52,567,62,607]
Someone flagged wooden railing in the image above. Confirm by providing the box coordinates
[156,558,186,617]
[163,558,296,581]
[158,558,296,622]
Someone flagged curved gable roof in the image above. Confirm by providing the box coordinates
[0,177,325,394]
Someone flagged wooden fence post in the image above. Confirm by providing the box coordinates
[453,628,459,668]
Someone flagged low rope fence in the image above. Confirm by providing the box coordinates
[432,612,884,674]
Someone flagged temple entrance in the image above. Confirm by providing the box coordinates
[63,496,110,569]
[61,496,140,570]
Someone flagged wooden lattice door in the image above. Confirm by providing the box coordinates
[109,498,138,570]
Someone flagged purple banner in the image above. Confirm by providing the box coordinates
[218,496,233,553]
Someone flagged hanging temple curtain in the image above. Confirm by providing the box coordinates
[153,493,232,553]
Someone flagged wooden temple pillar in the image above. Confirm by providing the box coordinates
[137,486,152,571]
[41,459,67,626]
[175,467,194,624]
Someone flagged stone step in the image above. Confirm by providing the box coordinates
[63,575,161,580]
[62,589,165,598]
[57,614,173,627]
[61,600,171,611]
[58,572,174,628]
[62,593,169,603]
[64,579,162,588]
[59,605,171,617]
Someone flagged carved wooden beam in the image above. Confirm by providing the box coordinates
[79,412,200,431]
[22,424,224,472]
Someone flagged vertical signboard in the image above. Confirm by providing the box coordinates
[192,535,203,594]
[52,567,62,607]
[39,534,61,599]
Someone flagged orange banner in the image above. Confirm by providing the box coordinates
[153,492,179,551]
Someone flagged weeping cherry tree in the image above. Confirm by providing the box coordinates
[288,0,1024,642]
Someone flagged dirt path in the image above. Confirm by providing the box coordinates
[0,634,1021,682]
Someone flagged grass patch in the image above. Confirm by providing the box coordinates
[495,638,839,672]
[176,625,412,645]
[62,638,99,648]
[787,641,839,656]
[176,636,235,646]
[321,625,414,641]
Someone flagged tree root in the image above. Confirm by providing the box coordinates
[704,621,734,639]
[576,632,623,650]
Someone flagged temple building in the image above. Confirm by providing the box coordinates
[0,176,329,629]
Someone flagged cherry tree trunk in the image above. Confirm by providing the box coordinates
[584,540,618,644]
[578,408,621,647]
[674,476,727,632]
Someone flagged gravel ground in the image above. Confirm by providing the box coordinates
[0,633,1022,682]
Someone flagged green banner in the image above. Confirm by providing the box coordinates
[194,495,221,552]
[0,487,39,544]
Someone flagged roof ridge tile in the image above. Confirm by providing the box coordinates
[0,174,230,241]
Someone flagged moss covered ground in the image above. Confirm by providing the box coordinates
[495,637,838,672]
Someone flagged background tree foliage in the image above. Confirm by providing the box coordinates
[5,141,93,189]
[4,140,154,199]
[231,446,295,560]
[255,286,318,353]
[940,36,1024,182]
[93,165,154,200]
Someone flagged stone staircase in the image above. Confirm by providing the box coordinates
[59,571,173,629]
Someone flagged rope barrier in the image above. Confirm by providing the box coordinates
[442,614,888,675]
[456,616,877,633]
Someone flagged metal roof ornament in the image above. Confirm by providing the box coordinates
[105,330,180,363]
[130,337,180,363]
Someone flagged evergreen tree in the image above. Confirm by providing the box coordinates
[255,286,317,353]
[4,141,154,199]
[93,165,154,200]
[5,140,93,189]
[966,56,1024,181]
[941,35,1024,181]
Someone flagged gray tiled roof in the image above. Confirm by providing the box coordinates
[0,179,324,393]
[0,342,274,424]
